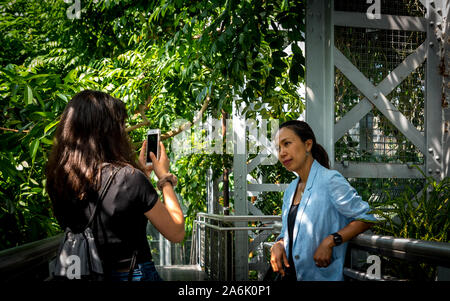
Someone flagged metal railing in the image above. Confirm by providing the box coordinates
[190,213,281,280]
[344,234,450,281]
[3,216,449,281]
[263,233,450,281]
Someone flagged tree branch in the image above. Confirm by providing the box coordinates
[126,93,211,142]
[161,94,211,141]
[0,127,30,133]
[125,95,152,133]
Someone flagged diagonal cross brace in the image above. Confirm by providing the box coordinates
[334,41,427,143]
[334,46,427,155]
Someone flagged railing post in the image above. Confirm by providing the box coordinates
[232,102,249,280]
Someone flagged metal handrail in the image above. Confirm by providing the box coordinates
[349,233,450,267]
[194,220,275,232]
[263,233,450,280]
[0,233,63,281]
[194,213,281,232]
[196,212,281,223]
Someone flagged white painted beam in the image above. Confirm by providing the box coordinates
[334,162,425,179]
[247,183,290,193]
[334,11,427,32]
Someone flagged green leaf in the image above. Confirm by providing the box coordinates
[24,85,33,105]
[291,42,302,56]
[40,137,54,145]
[29,139,40,165]
[44,120,60,134]
[29,178,39,186]
[32,111,53,119]
[27,73,52,80]
[289,65,299,85]
[252,61,264,70]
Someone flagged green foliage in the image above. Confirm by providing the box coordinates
[0,0,306,250]
[372,170,449,243]
[369,169,450,280]
[0,65,66,249]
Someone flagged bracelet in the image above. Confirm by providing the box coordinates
[157,173,178,190]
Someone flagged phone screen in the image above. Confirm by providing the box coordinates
[146,133,159,164]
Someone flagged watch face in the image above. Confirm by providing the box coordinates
[333,233,342,245]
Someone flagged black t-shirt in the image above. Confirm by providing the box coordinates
[287,202,299,272]
[286,182,301,278]
[54,164,159,267]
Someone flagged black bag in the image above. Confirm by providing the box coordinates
[51,166,122,281]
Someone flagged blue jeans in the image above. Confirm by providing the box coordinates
[111,261,163,281]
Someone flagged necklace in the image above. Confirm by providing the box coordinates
[293,182,305,205]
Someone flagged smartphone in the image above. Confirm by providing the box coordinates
[146,129,160,166]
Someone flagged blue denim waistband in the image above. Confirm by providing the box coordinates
[111,261,163,281]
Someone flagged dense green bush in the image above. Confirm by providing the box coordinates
[369,169,450,280]
[373,175,449,243]
[0,0,305,250]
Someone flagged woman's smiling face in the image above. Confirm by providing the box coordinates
[276,127,312,174]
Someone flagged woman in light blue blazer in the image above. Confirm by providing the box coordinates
[270,120,377,281]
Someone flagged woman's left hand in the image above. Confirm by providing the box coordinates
[313,235,334,268]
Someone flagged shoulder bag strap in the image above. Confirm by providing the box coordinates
[85,165,121,229]
[127,250,138,281]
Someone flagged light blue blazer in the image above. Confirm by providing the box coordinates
[276,160,377,281]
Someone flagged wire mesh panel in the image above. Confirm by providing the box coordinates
[347,177,424,204]
[334,28,426,163]
[333,0,428,198]
[336,109,425,164]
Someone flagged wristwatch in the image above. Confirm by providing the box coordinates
[331,232,343,246]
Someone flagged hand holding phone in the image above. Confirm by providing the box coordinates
[148,141,170,179]
[139,129,170,179]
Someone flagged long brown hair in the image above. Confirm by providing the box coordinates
[46,90,143,205]
[279,120,330,169]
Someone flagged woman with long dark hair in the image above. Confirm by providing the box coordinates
[270,120,376,281]
[46,90,184,281]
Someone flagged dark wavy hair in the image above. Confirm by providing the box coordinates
[279,120,330,169]
[46,90,143,205]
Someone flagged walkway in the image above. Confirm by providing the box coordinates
[156,265,207,281]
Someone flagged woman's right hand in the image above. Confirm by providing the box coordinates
[142,141,185,243]
[139,140,170,179]
[270,240,289,276]
[149,142,170,179]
